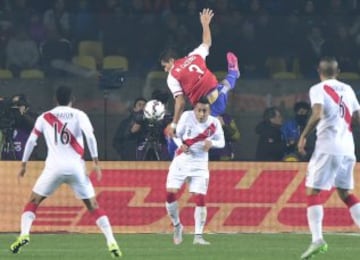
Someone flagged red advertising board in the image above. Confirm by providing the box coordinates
[1,161,359,233]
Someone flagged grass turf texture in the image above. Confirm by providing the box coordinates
[0,233,359,260]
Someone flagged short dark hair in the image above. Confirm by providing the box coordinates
[318,56,339,77]
[294,101,310,113]
[159,48,178,63]
[133,97,147,108]
[263,107,279,121]
[56,86,72,105]
[197,96,210,105]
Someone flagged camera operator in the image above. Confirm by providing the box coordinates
[136,89,172,161]
[0,94,37,160]
[112,97,147,160]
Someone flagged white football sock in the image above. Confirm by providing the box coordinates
[349,203,360,227]
[194,206,207,235]
[307,205,324,242]
[20,211,36,236]
[166,201,180,226]
[96,216,116,245]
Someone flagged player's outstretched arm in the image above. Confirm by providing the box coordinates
[199,8,214,48]
[166,95,186,137]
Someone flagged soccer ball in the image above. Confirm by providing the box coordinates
[143,99,165,121]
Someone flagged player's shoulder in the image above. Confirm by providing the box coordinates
[309,81,324,91]
[187,43,209,57]
[181,110,192,119]
[210,114,221,124]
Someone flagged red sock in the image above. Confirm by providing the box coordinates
[166,192,177,203]
[23,202,38,213]
[307,194,322,207]
[91,208,106,220]
[194,194,205,207]
[344,194,360,208]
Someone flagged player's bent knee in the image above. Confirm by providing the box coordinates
[83,197,99,211]
[29,192,46,205]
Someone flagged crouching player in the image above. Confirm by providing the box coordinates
[165,97,225,245]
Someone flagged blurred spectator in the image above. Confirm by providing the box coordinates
[0,94,37,160]
[6,27,39,77]
[29,11,46,45]
[11,0,33,28]
[43,0,70,38]
[299,26,331,78]
[301,0,321,29]
[281,101,315,161]
[255,107,286,161]
[248,0,264,15]
[72,0,99,43]
[0,7,13,67]
[328,25,357,72]
[40,29,97,78]
[143,0,170,14]
[112,97,147,160]
[209,113,240,161]
[234,20,266,77]
[327,0,346,16]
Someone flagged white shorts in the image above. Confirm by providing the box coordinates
[306,152,356,190]
[166,165,209,195]
[33,163,95,199]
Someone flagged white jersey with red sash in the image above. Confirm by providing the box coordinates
[310,79,360,156]
[31,106,96,167]
[171,111,224,175]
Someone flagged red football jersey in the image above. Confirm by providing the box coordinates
[170,54,218,105]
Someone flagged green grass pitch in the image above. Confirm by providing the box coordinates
[0,233,359,259]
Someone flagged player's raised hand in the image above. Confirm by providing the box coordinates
[200,8,214,26]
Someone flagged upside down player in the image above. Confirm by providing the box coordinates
[160,8,240,137]
[298,57,360,259]
[10,86,122,258]
[165,97,225,245]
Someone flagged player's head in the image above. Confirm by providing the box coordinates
[318,56,339,80]
[194,96,210,123]
[159,49,178,73]
[56,86,73,106]
[132,97,147,112]
[294,101,311,125]
[263,106,282,126]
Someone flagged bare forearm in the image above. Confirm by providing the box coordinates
[301,115,320,138]
[172,96,185,124]
[202,23,212,47]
